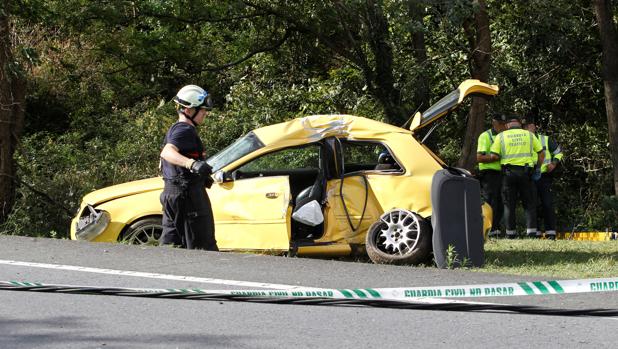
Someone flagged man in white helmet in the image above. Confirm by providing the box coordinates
[158,84,218,250]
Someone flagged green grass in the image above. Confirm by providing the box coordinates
[479,239,618,278]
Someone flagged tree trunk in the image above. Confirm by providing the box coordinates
[457,0,492,170]
[408,0,430,111]
[593,0,618,196]
[0,1,26,224]
[364,0,407,126]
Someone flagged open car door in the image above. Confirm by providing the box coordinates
[409,79,499,132]
[208,176,291,251]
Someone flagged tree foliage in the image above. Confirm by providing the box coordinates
[1,0,616,237]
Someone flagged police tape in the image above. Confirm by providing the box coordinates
[0,281,618,317]
[3,276,618,301]
[199,277,618,300]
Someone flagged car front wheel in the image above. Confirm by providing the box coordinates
[120,217,163,245]
[365,209,432,265]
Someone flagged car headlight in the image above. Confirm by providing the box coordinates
[75,205,110,241]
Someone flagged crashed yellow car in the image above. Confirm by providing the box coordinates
[71,80,496,265]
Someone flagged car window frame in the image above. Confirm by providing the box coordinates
[235,143,323,174]
[334,139,405,177]
[207,131,265,172]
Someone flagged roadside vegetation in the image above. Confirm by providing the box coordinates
[336,239,617,279]
[0,1,616,241]
[480,240,618,278]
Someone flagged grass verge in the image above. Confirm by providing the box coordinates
[479,239,618,279]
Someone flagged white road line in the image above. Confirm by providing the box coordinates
[0,259,317,290]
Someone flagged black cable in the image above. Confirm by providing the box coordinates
[335,137,369,232]
[1,282,616,317]
[340,174,369,232]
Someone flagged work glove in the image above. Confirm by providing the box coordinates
[531,168,542,182]
[203,174,214,189]
[190,160,212,177]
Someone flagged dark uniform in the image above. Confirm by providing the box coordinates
[490,119,543,238]
[160,122,218,250]
[532,133,564,239]
[477,126,504,237]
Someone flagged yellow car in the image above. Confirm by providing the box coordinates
[71,80,496,265]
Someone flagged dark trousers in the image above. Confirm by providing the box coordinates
[502,166,537,232]
[535,174,556,231]
[160,181,218,250]
[479,170,503,231]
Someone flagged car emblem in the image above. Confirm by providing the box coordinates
[265,192,279,199]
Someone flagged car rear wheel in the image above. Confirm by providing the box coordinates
[365,209,432,265]
[121,217,163,246]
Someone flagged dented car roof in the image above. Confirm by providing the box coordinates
[253,114,410,146]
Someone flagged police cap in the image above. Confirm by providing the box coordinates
[505,113,521,122]
[492,113,507,122]
[521,116,536,125]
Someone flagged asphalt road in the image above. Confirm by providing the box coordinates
[0,235,616,348]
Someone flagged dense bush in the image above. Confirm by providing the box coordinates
[2,101,168,237]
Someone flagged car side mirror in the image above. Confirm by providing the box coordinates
[213,170,225,184]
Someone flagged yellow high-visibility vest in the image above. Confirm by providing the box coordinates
[477,129,501,171]
[490,128,542,167]
[531,134,564,173]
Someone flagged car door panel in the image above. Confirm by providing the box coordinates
[209,175,291,251]
[322,175,380,245]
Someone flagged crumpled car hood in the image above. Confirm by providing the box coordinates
[83,177,164,206]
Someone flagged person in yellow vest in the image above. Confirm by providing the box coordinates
[488,114,545,239]
[477,113,507,238]
[523,116,564,240]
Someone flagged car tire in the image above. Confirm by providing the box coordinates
[365,209,432,265]
[121,217,163,246]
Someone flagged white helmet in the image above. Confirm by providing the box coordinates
[173,85,213,110]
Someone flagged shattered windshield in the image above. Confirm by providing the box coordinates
[207,132,265,172]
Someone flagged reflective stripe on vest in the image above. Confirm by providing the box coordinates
[541,135,551,165]
[499,130,536,166]
[539,134,563,173]
[487,129,494,144]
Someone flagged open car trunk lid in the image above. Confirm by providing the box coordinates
[409,79,499,132]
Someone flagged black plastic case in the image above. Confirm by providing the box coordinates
[431,168,485,268]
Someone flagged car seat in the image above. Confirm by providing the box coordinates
[292,171,325,239]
